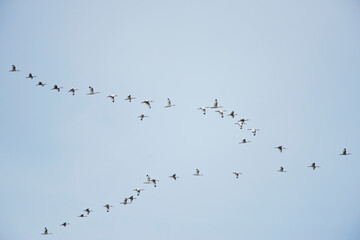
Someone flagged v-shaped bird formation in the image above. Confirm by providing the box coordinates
[8,65,353,236]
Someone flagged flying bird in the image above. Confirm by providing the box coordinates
[125,95,136,102]
[141,100,154,108]
[138,114,148,121]
[169,174,179,180]
[228,111,238,118]
[87,86,100,95]
[197,106,209,115]
[83,208,93,215]
[41,227,51,235]
[103,204,113,212]
[134,188,144,196]
[9,65,20,72]
[210,99,223,109]
[78,214,87,218]
[238,118,250,124]
[36,82,46,87]
[144,175,151,184]
[107,94,118,102]
[233,171,242,178]
[278,167,287,173]
[128,196,136,203]
[248,128,260,136]
[215,110,227,118]
[151,179,159,187]
[239,139,251,144]
[340,148,351,156]
[60,222,69,227]
[275,146,286,152]
[234,122,246,129]
[120,198,130,205]
[165,98,175,108]
[68,88,79,95]
[51,85,63,92]
[308,163,320,170]
[193,169,203,176]
[26,73,36,79]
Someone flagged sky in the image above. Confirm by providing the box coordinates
[0,0,360,239]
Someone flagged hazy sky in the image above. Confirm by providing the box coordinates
[1,0,360,239]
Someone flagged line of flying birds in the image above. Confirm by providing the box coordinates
[8,65,353,236]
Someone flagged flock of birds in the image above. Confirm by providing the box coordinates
[8,65,353,236]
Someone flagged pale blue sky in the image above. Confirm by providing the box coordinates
[1,0,360,239]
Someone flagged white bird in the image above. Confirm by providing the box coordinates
[197,106,209,115]
[215,110,227,118]
[87,86,100,95]
[228,111,238,118]
[107,94,118,102]
[9,65,20,72]
[41,227,51,235]
[233,171,242,178]
[141,100,154,108]
[138,114,148,121]
[239,139,251,144]
[125,95,136,102]
[169,173,179,180]
[340,148,351,156]
[68,88,79,95]
[165,98,175,108]
[83,208,93,215]
[308,163,320,170]
[278,166,287,173]
[193,169,203,176]
[36,82,46,87]
[151,179,159,187]
[134,188,144,196]
[103,204,113,212]
[235,122,246,129]
[248,128,260,136]
[60,222,69,227]
[210,99,223,109]
[275,146,286,152]
[120,198,130,205]
[26,73,37,79]
[144,175,151,184]
[51,85,63,92]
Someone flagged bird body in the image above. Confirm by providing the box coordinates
[141,100,154,108]
[308,163,320,170]
[68,88,78,95]
[233,171,242,178]
[193,169,203,176]
[165,98,175,108]
[87,86,100,95]
[340,148,351,156]
[107,94,118,102]
[60,222,69,227]
[169,174,179,180]
[134,188,144,196]
[83,208,93,215]
[197,106,209,115]
[138,114,148,121]
[228,111,237,118]
[51,85,63,92]
[210,99,223,109]
[239,139,251,144]
[26,73,37,79]
[41,227,51,235]
[215,109,227,118]
[275,146,286,152]
[36,82,46,87]
[248,128,260,136]
[103,204,113,212]
[278,167,287,173]
[9,65,20,72]
[125,95,136,102]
